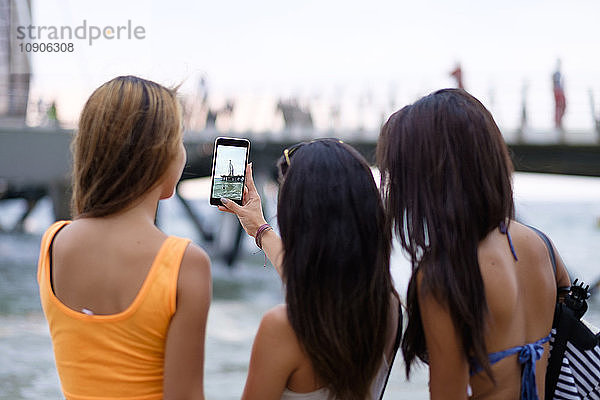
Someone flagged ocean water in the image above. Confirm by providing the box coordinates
[212,178,244,201]
[0,172,599,399]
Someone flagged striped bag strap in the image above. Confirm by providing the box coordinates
[530,226,600,399]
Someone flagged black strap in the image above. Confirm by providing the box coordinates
[529,225,570,299]
[528,226,559,398]
[48,223,69,295]
[528,225,557,276]
[378,299,403,400]
[530,226,599,399]
[529,226,571,399]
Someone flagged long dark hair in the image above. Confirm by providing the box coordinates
[376,89,514,380]
[277,139,394,400]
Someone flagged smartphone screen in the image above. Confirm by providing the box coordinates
[209,137,250,206]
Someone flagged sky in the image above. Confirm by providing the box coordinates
[214,145,247,176]
[18,0,600,133]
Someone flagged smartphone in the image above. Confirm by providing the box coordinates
[209,137,250,206]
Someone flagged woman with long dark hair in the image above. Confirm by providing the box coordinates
[377,89,570,399]
[220,139,400,400]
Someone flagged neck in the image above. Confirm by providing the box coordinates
[81,186,163,230]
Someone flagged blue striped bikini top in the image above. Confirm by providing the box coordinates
[469,222,551,400]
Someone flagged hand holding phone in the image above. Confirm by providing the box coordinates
[209,137,250,206]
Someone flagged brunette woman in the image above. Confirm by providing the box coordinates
[220,139,401,400]
[377,89,570,399]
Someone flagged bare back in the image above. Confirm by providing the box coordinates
[471,221,569,399]
[51,218,171,315]
[47,215,211,399]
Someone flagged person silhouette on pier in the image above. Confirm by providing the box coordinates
[553,59,566,131]
[450,63,464,89]
[228,159,234,176]
[47,101,60,128]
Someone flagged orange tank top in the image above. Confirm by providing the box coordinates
[37,221,191,400]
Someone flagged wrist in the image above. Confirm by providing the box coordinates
[255,223,273,249]
[251,219,268,237]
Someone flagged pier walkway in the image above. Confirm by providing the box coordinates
[2,126,600,219]
[2,126,599,263]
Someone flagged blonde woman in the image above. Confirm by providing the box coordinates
[37,76,211,399]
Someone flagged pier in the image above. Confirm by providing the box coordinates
[220,175,245,183]
[3,126,600,218]
[2,126,600,262]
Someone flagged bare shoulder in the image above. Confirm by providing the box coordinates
[513,221,570,287]
[510,220,554,249]
[177,243,211,299]
[181,242,211,271]
[50,219,117,265]
[52,219,90,250]
[242,305,303,399]
[512,222,566,273]
[257,304,301,352]
[511,221,548,256]
[260,304,294,335]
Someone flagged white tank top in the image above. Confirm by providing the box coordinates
[280,355,390,400]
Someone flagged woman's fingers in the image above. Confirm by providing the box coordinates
[220,198,241,213]
[245,163,258,193]
[242,186,249,205]
[217,205,234,214]
[217,164,267,238]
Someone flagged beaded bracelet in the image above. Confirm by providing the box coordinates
[255,223,272,249]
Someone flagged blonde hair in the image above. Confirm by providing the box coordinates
[72,75,182,218]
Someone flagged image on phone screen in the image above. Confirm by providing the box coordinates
[210,139,249,205]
